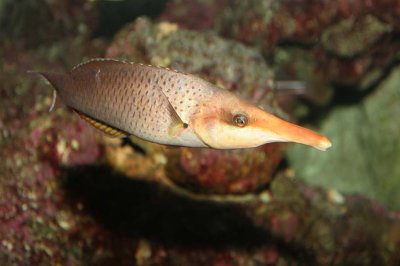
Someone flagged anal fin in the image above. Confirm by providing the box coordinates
[73,109,128,138]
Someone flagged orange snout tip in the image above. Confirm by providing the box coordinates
[315,136,332,151]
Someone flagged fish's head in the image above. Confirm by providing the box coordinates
[191,90,332,150]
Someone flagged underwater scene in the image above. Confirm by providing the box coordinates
[1,0,400,265]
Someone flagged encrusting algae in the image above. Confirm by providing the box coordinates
[36,58,331,151]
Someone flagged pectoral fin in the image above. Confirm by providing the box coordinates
[158,89,188,137]
[167,105,189,137]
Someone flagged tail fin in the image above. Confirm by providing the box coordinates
[28,71,66,112]
[49,90,57,112]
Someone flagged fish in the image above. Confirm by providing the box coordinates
[36,58,332,150]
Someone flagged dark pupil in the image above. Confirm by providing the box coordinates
[233,114,248,127]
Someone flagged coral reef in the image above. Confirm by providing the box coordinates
[0,54,103,264]
[1,0,400,265]
[214,0,400,96]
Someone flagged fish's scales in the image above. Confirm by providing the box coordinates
[55,60,214,146]
[120,71,130,124]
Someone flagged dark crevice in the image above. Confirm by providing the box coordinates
[93,0,169,38]
[296,99,332,126]
[293,54,399,124]
[276,39,318,50]
[330,56,400,106]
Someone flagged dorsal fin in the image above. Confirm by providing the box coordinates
[73,109,129,138]
[70,58,190,76]
[70,58,131,73]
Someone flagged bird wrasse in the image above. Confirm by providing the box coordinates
[37,58,331,151]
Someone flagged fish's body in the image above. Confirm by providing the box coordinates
[38,59,332,151]
[44,59,212,147]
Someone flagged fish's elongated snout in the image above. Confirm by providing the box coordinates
[254,111,332,151]
[191,103,332,150]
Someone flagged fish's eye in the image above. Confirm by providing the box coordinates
[233,113,248,127]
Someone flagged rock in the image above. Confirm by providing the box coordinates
[320,15,391,58]
[215,0,400,95]
[246,174,400,265]
[288,66,400,210]
[0,0,97,48]
[0,68,103,265]
[159,0,229,31]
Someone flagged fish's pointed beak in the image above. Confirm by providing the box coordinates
[254,110,332,151]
